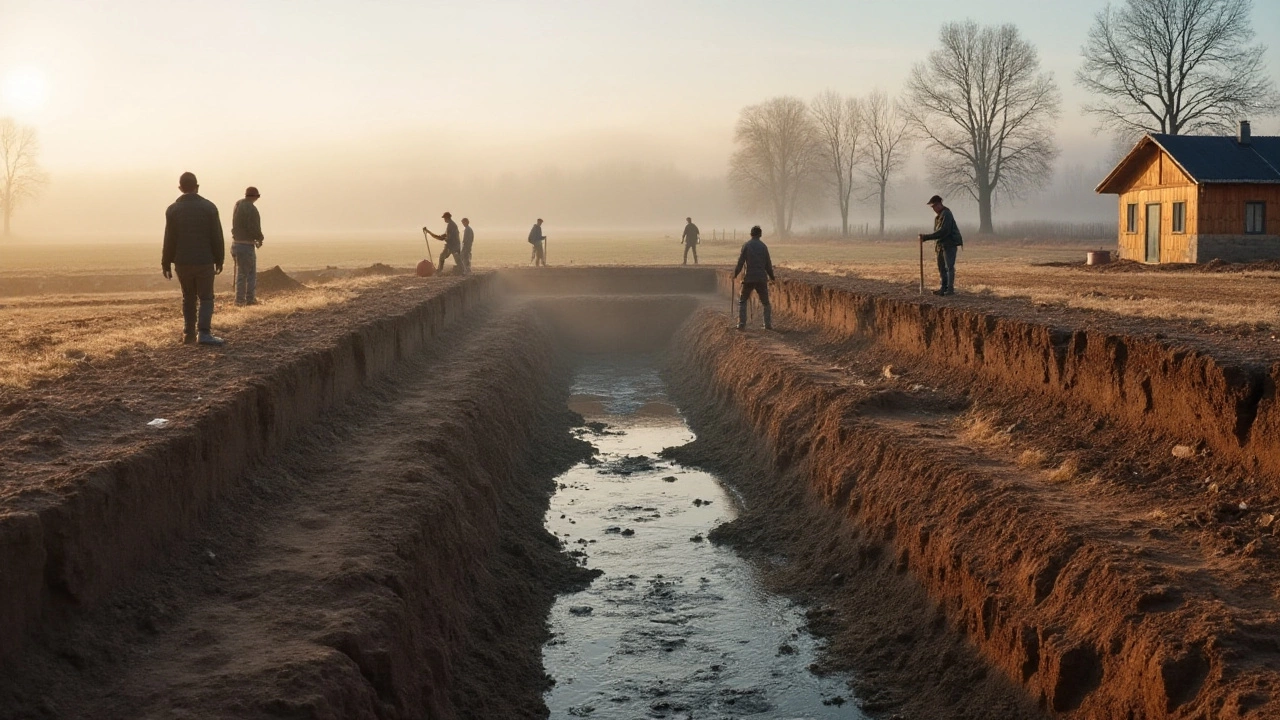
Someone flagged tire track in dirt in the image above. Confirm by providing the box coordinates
[2,304,595,719]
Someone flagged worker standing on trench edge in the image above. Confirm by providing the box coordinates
[732,225,774,330]
[426,212,464,274]
[230,186,264,305]
[461,217,474,274]
[919,194,963,296]
[681,216,699,265]
[162,171,226,346]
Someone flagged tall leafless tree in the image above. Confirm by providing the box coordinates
[905,21,1061,235]
[1077,0,1280,137]
[728,96,822,239]
[0,118,46,237]
[810,91,863,237]
[860,89,913,236]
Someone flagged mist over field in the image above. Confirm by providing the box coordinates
[2,0,1277,239]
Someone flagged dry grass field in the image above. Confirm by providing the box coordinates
[6,232,1280,389]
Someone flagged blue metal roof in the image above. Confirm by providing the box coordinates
[1150,134,1280,183]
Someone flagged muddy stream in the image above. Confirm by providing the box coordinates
[542,355,864,719]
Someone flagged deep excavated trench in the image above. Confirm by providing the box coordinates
[4,267,1280,719]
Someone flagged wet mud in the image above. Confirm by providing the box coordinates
[544,356,859,719]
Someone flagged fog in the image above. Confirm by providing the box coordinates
[3,0,1277,240]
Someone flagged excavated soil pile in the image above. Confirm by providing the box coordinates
[253,265,310,295]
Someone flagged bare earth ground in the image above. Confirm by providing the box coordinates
[6,245,1280,716]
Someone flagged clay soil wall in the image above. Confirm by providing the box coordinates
[720,272,1280,481]
[670,310,1278,717]
[0,276,498,670]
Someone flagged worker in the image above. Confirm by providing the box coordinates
[529,218,547,266]
[461,217,475,274]
[162,171,226,346]
[732,225,775,330]
[230,186,264,305]
[426,211,463,273]
[681,216,700,265]
[919,194,963,296]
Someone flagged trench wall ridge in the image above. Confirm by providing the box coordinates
[675,311,1278,718]
[719,273,1279,479]
[0,276,498,671]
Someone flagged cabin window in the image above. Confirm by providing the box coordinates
[1246,202,1266,234]
[1172,202,1186,233]
[1126,203,1138,233]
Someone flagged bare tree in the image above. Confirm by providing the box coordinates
[1077,0,1280,137]
[810,91,864,237]
[0,118,47,237]
[728,96,821,239]
[905,21,1061,235]
[860,90,913,236]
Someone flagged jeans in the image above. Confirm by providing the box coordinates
[936,243,957,291]
[738,281,772,328]
[532,241,546,266]
[175,263,216,334]
[462,240,473,274]
[231,243,257,304]
[683,243,698,264]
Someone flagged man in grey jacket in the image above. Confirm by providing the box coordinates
[230,186,264,305]
[162,172,225,346]
[461,217,474,274]
[732,225,775,330]
[426,211,463,273]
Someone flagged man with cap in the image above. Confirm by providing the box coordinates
[231,186,264,305]
[461,217,475,274]
[528,218,547,267]
[919,194,963,296]
[162,171,226,346]
[681,216,700,265]
[426,212,463,273]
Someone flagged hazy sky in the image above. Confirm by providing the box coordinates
[1,0,1278,235]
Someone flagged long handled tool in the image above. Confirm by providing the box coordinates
[730,275,735,319]
[418,227,437,277]
[918,239,925,295]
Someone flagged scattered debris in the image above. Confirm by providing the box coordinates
[1260,513,1276,529]
[662,475,677,483]
[620,528,635,537]
[692,498,713,507]
[1172,444,1195,458]
[146,418,170,428]
[568,606,594,616]
[882,364,903,379]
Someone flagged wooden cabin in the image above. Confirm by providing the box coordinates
[1096,122,1280,263]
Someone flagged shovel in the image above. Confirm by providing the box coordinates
[418,228,437,277]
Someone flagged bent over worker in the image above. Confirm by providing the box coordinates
[732,225,775,330]
[918,194,963,296]
[681,216,699,265]
[426,211,463,273]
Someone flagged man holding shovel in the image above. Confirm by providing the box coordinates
[426,211,464,274]
[732,225,774,330]
[918,194,962,296]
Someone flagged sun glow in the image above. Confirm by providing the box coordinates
[1,67,50,115]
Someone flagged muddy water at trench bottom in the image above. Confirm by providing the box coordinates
[543,355,864,719]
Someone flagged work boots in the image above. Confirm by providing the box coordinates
[198,332,226,347]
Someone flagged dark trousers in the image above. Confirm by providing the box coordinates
[738,281,772,328]
[439,243,463,273]
[532,241,546,266]
[176,263,216,334]
[936,243,957,291]
[683,243,698,264]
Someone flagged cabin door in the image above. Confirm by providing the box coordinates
[1145,203,1161,263]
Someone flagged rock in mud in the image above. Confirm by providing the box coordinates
[1172,444,1195,458]
[689,534,704,542]
[600,454,657,475]
[568,606,593,616]
[662,475,677,482]
[620,528,635,537]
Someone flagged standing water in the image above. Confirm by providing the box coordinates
[543,355,864,719]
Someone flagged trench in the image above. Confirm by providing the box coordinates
[541,354,861,718]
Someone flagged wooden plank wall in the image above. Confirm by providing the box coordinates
[1115,148,1197,262]
[1200,185,1280,235]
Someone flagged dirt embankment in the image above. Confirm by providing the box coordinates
[734,272,1280,480]
[670,302,1280,718]
[0,276,497,671]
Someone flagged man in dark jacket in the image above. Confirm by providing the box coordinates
[919,194,962,296]
[461,217,474,274]
[162,172,225,346]
[230,186,264,305]
[732,225,775,330]
[681,217,699,265]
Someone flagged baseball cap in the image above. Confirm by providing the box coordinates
[442,211,452,218]
[926,195,943,205]
[245,187,260,198]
